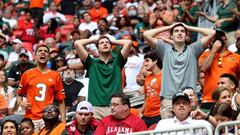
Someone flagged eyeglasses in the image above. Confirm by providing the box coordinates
[43,108,58,113]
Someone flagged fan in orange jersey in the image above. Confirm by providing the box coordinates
[17,45,66,132]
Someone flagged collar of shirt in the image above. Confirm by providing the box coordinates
[172,45,187,54]
[173,116,192,125]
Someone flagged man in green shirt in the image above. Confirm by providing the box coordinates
[74,36,132,119]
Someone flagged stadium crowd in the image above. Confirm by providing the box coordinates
[0,0,240,134]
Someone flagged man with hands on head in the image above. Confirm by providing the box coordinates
[74,35,132,120]
[143,22,216,119]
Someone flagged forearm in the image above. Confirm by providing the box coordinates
[185,11,197,23]
[199,51,216,72]
[111,39,131,47]
[58,100,66,123]
[75,38,96,47]
[186,25,215,36]
[143,25,172,38]
[203,14,218,23]
[16,95,23,104]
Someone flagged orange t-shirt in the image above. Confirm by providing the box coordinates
[29,0,44,9]
[18,68,65,120]
[143,72,162,117]
[38,122,66,135]
[0,94,8,110]
[199,50,240,102]
[89,7,108,22]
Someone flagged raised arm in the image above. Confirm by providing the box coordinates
[195,11,219,23]
[111,39,132,59]
[74,38,97,62]
[199,41,222,72]
[184,24,216,49]
[143,25,173,49]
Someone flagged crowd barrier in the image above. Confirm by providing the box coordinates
[117,124,213,135]
[214,121,240,135]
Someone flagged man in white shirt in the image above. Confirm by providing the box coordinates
[155,91,212,135]
[43,2,66,24]
[79,12,98,33]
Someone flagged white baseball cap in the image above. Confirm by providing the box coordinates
[76,101,93,113]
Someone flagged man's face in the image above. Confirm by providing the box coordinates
[18,54,29,66]
[171,26,187,44]
[97,38,111,53]
[218,90,232,105]
[183,89,198,109]
[97,20,108,31]
[43,105,59,120]
[110,97,127,119]
[93,1,101,8]
[35,46,49,64]
[218,77,235,92]
[50,2,57,12]
[143,58,156,71]
[83,13,91,22]
[76,112,93,126]
[25,12,32,22]
[63,69,75,81]
[172,98,191,121]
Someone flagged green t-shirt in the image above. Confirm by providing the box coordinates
[217,1,238,32]
[83,54,126,106]
[178,5,200,26]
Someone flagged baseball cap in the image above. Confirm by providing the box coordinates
[76,101,93,113]
[172,91,190,104]
[18,48,29,57]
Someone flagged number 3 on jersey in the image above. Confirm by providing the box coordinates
[35,84,46,102]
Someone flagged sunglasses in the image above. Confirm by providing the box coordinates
[43,108,59,113]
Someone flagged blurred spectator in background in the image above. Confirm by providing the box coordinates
[0,69,14,106]
[177,0,200,42]
[43,1,66,25]
[77,0,93,18]
[115,16,134,39]
[59,0,76,16]
[67,101,99,134]
[196,0,238,46]
[8,48,35,88]
[0,33,11,61]
[2,9,17,29]
[29,0,44,26]
[0,54,5,70]
[79,12,98,34]
[39,18,61,43]
[17,10,40,45]
[89,0,108,22]
[63,68,84,112]
[6,40,33,69]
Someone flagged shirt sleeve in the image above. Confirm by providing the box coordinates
[94,119,107,135]
[17,73,27,95]
[54,73,65,101]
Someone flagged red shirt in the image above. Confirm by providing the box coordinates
[94,114,147,135]
[18,20,37,44]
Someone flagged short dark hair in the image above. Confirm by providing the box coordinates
[97,18,108,26]
[35,45,50,54]
[144,50,162,69]
[111,93,131,108]
[170,23,187,35]
[220,73,239,89]
[20,118,34,129]
[212,103,233,119]
[1,119,19,134]
[95,36,112,48]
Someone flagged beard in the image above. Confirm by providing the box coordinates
[43,116,59,124]
[18,61,28,66]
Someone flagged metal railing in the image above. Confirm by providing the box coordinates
[117,124,213,135]
[214,121,240,135]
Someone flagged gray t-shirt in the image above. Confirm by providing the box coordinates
[156,40,203,99]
